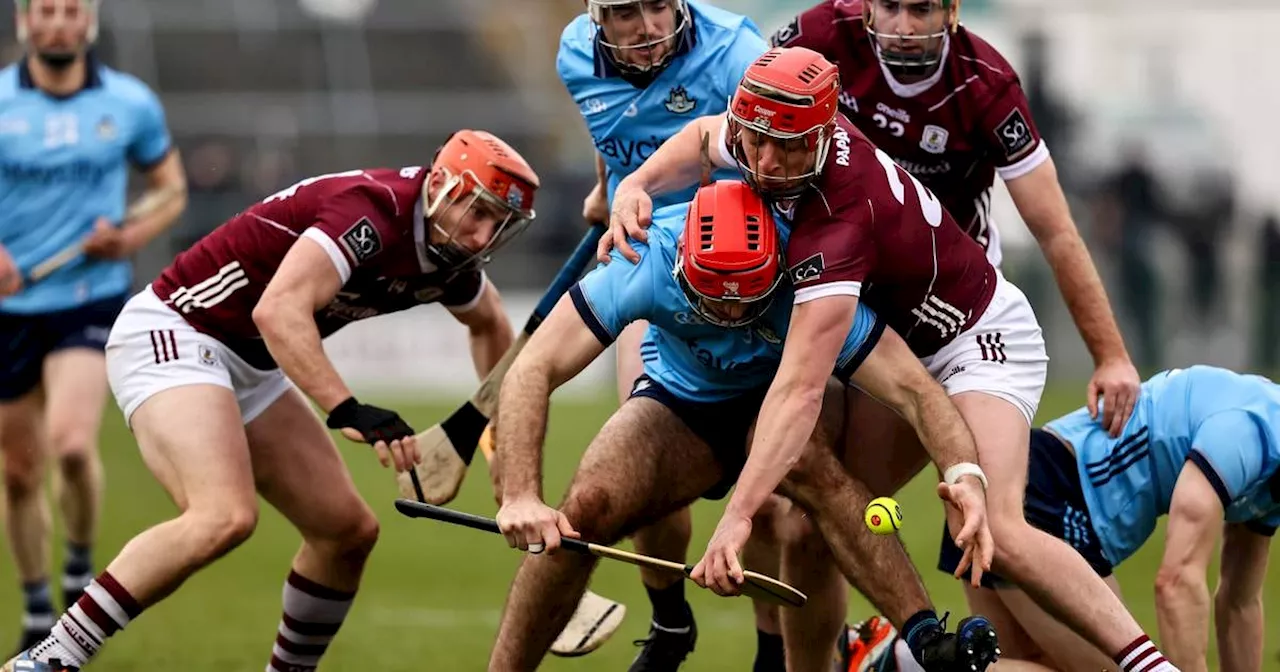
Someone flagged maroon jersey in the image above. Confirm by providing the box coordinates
[151,167,485,370]
[771,0,1049,265]
[740,114,996,357]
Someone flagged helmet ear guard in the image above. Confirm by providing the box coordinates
[674,180,784,329]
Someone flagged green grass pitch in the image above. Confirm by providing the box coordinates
[1,381,1277,669]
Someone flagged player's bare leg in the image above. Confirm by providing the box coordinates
[616,320,701,664]
[778,382,996,672]
[0,389,56,653]
[775,509,845,672]
[489,398,723,672]
[246,388,379,672]
[743,496,786,671]
[951,392,1156,667]
[14,384,258,669]
[41,349,109,611]
[963,577,1122,671]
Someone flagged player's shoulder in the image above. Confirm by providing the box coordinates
[947,26,1025,99]
[96,64,164,113]
[689,0,762,43]
[818,114,881,193]
[0,62,21,100]
[557,14,597,83]
[771,0,861,49]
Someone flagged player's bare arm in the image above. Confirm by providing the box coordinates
[691,294,853,596]
[1007,158,1139,437]
[83,150,188,259]
[1152,461,1223,672]
[495,294,604,554]
[602,113,727,262]
[847,327,994,583]
[450,277,514,379]
[1214,523,1269,672]
[583,153,609,226]
[252,235,417,471]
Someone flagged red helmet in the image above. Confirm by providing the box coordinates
[424,129,540,271]
[674,180,784,328]
[726,47,840,199]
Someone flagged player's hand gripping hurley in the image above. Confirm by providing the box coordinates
[398,224,606,504]
[395,499,807,608]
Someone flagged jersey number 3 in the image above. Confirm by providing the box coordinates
[874,148,943,228]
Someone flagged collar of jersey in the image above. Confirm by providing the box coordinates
[877,33,950,99]
[592,14,697,88]
[19,50,103,99]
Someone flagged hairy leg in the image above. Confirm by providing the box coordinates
[42,349,108,551]
[489,398,722,672]
[0,389,49,585]
[777,508,846,672]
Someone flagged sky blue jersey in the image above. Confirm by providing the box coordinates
[0,56,172,314]
[557,0,767,209]
[570,202,884,402]
[1047,365,1280,566]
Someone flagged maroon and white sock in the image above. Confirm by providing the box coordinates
[1115,635,1180,672]
[32,571,141,667]
[266,570,356,672]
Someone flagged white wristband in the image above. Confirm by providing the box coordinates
[944,462,988,490]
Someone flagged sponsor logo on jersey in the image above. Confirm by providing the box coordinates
[198,344,219,367]
[920,124,949,154]
[789,252,825,284]
[340,217,382,263]
[832,126,851,167]
[994,109,1033,159]
[664,86,697,114]
[581,98,608,115]
[769,15,802,47]
[895,158,952,176]
[595,134,666,168]
[875,102,910,125]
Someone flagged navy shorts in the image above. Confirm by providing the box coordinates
[938,428,1114,588]
[0,294,126,400]
[628,374,767,500]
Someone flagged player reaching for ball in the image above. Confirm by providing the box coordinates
[602,46,1179,672]
[5,130,538,672]
[489,180,997,672]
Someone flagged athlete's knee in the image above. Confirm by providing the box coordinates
[52,430,97,482]
[2,449,44,500]
[185,500,259,563]
[326,507,380,564]
[562,481,626,543]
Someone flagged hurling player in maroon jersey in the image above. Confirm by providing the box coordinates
[5,130,539,672]
[604,47,1176,672]
[770,0,1140,440]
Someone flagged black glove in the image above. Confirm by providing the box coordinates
[326,397,416,444]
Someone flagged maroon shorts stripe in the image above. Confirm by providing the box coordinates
[168,330,179,360]
[149,331,162,364]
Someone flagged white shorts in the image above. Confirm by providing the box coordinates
[106,285,292,427]
[920,271,1048,425]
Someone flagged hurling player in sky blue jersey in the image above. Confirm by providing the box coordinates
[926,364,1280,671]
[0,0,187,655]
[556,1,771,666]
[489,181,998,672]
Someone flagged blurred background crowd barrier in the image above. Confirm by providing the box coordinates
[44,0,1280,396]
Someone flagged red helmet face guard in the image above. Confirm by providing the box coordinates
[673,181,784,328]
[725,53,839,200]
[424,130,539,273]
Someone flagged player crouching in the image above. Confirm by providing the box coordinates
[4,130,539,672]
[487,180,998,672]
